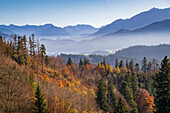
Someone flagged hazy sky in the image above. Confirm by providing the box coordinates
[0,0,170,27]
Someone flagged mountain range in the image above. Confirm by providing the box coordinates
[104,19,170,37]
[1,7,170,38]
[90,7,170,37]
[0,24,98,37]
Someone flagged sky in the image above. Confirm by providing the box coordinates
[0,0,170,28]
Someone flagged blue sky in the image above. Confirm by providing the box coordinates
[0,0,170,27]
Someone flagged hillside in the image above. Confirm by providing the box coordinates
[61,44,170,66]
[91,7,170,37]
[1,34,164,113]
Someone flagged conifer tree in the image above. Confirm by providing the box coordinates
[115,59,118,68]
[154,56,169,113]
[114,97,128,113]
[67,57,72,66]
[126,60,129,69]
[121,81,137,108]
[134,63,140,73]
[79,58,83,67]
[107,81,116,113]
[119,60,124,68]
[40,44,46,73]
[129,59,134,72]
[131,73,138,94]
[45,55,50,66]
[33,84,49,113]
[142,57,147,73]
[96,78,109,112]
[31,34,36,57]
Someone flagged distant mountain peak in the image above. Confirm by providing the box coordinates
[90,7,170,37]
[149,7,159,11]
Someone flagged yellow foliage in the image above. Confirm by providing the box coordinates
[113,66,117,72]
[82,111,88,113]
[74,88,79,93]
[66,82,71,87]
[59,82,63,88]
[89,89,95,96]
[116,67,120,74]
[82,91,87,96]
[70,109,78,113]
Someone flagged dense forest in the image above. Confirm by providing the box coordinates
[0,34,169,113]
[61,44,170,66]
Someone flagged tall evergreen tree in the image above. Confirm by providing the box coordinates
[126,60,129,69]
[107,81,116,113]
[131,73,138,94]
[45,55,50,66]
[96,78,109,112]
[115,59,118,68]
[121,81,137,108]
[142,57,147,73]
[79,58,83,67]
[119,60,124,68]
[40,44,46,73]
[33,84,48,113]
[67,57,72,66]
[129,59,134,72]
[154,56,170,113]
[114,97,128,113]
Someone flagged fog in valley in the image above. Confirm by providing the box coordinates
[40,33,170,56]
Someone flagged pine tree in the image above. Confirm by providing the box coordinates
[119,60,124,68]
[96,78,109,112]
[129,59,134,72]
[131,73,138,94]
[31,34,36,57]
[142,57,147,73]
[45,55,50,66]
[114,97,128,113]
[67,57,72,66]
[121,81,137,108]
[115,59,118,68]
[107,81,116,113]
[154,56,170,113]
[40,44,46,73]
[126,60,129,69]
[33,84,49,113]
[79,58,83,67]
[148,61,152,72]
[134,63,140,73]
[23,35,28,65]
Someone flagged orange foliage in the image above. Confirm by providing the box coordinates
[134,88,154,113]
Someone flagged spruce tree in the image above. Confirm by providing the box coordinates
[96,78,109,112]
[121,81,137,108]
[142,57,147,73]
[45,55,50,66]
[126,60,129,69]
[34,84,48,113]
[154,56,169,113]
[115,59,118,68]
[79,58,83,67]
[67,57,72,66]
[129,59,134,72]
[131,73,138,94]
[107,81,116,113]
[114,97,128,113]
[119,60,124,68]
[40,44,46,73]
